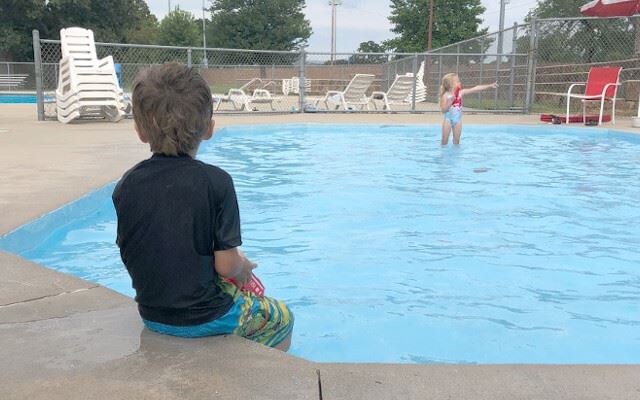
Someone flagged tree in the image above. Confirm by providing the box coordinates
[0,0,50,61]
[520,0,638,62]
[157,9,200,47]
[385,0,487,53]
[206,0,312,54]
[47,0,158,44]
[349,41,389,64]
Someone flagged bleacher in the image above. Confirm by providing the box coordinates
[0,74,28,89]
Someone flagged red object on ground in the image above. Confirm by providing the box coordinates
[540,114,612,124]
[580,0,640,17]
[226,273,265,297]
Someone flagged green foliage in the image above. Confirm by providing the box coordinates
[519,0,639,63]
[0,0,158,61]
[157,9,200,47]
[349,41,389,64]
[206,0,312,52]
[126,12,159,45]
[0,0,50,61]
[385,0,487,52]
[48,0,157,43]
[527,0,583,19]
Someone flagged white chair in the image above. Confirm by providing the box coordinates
[369,74,416,111]
[282,77,311,95]
[227,88,281,111]
[315,74,376,111]
[55,27,128,123]
[213,78,281,111]
[406,61,427,103]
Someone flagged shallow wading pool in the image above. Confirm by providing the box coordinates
[1,124,639,363]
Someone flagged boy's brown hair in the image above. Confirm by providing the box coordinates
[132,63,212,156]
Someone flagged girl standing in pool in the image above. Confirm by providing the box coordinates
[439,73,497,145]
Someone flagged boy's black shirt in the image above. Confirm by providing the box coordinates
[112,153,241,326]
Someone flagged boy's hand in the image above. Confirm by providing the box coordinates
[214,247,257,285]
[235,250,257,286]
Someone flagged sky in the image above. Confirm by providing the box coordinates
[146,0,541,52]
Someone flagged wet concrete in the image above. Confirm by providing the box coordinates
[1,105,639,399]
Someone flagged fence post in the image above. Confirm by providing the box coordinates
[5,63,9,92]
[32,30,44,121]
[494,31,503,109]
[456,44,460,75]
[508,22,518,109]
[299,48,306,113]
[494,57,500,110]
[524,18,538,113]
[411,54,418,112]
[438,54,443,90]
[479,37,485,105]
[187,48,192,67]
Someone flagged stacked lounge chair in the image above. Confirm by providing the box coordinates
[369,74,416,111]
[56,27,129,123]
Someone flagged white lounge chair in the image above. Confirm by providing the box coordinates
[282,77,311,95]
[55,27,129,123]
[404,61,427,103]
[315,74,376,111]
[227,88,281,111]
[369,74,416,111]
[213,78,281,111]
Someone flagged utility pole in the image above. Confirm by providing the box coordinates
[202,0,208,67]
[427,0,434,51]
[497,0,508,57]
[168,0,171,13]
[329,0,342,63]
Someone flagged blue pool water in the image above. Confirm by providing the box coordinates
[1,124,639,363]
[0,94,37,104]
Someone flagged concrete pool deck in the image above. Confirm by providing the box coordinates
[1,104,639,399]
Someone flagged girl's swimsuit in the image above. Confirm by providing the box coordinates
[444,91,463,126]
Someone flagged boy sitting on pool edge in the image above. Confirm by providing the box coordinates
[112,63,293,350]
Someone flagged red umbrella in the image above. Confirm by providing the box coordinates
[580,0,640,17]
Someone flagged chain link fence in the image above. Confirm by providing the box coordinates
[0,62,37,93]
[426,23,530,112]
[28,15,640,119]
[531,16,640,116]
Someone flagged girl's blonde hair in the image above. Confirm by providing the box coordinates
[439,73,458,97]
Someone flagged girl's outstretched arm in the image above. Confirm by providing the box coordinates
[460,82,498,96]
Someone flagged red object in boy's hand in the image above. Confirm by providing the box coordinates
[226,273,265,297]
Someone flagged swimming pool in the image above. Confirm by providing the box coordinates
[1,124,639,363]
[0,94,37,104]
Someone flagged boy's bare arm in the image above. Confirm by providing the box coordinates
[214,248,256,285]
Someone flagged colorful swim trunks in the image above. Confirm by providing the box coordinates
[143,279,294,348]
